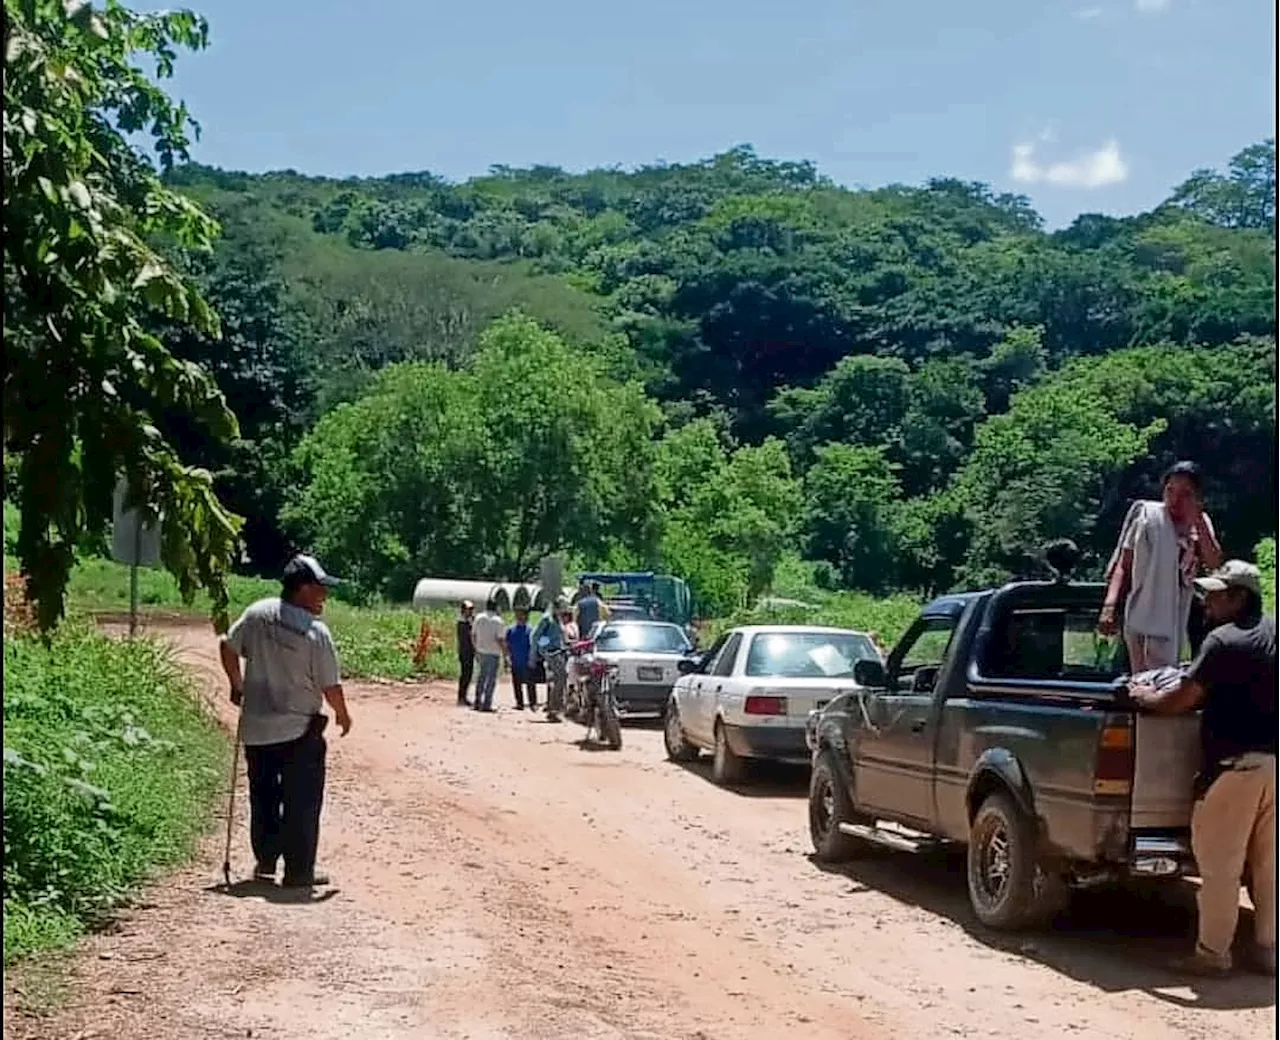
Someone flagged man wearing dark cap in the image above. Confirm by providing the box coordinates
[1131,559,1276,977]
[218,554,352,888]
[456,600,476,707]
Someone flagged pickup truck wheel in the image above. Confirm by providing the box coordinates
[663,704,700,762]
[809,752,866,862]
[967,792,1067,931]
[711,721,747,786]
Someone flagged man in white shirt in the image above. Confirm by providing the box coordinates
[218,554,351,888]
[1099,461,1222,670]
[470,597,506,713]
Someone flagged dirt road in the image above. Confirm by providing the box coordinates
[7,622,1274,1040]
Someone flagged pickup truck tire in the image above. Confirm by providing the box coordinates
[663,703,701,762]
[809,752,867,862]
[712,720,747,785]
[967,792,1067,931]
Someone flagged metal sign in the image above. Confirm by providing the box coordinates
[111,478,161,568]
[539,554,564,608]
[111,477,161,637]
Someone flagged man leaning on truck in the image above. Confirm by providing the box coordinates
[1130,559,1276,977]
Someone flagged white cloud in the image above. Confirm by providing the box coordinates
[1009,138,1129,189]
[1135,0,1170,12]
[1074,6,1106,18]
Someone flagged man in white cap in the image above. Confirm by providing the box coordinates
[1131,559,1275,977]
[219,553,352,888]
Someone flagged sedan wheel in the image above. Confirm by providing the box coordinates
[711,721,747,785]
[663,703,700,762]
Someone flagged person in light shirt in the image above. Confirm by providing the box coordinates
[470,598,506,713]
[1099,461,1222,670]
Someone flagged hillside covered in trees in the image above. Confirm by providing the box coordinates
[151,139,1275,613]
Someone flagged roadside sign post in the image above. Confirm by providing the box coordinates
[539,554,564,612]
[111,478,161,637]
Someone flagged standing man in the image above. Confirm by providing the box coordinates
[1130,560,1275,977]
[574,580,604,638]
[218,554,352,889]
[532,600,569,723]
[470,598,505,713]
[504,606,537,710]
[1099,461,1222,670]
[456,600,476,707]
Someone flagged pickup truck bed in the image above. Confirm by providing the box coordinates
[807,581,1200,931]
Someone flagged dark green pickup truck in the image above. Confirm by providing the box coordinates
[805,579,1200,931]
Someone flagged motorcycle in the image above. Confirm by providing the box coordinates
[575,641,623,750]
[585,657,624,750]
[539,638,622,749]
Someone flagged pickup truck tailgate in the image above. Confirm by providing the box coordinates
[1131,713,1201,829]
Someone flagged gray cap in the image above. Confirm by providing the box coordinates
[1194,560,1262,597]
[282,553,341,588]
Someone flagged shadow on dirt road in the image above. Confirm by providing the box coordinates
[812,850,1275,1011]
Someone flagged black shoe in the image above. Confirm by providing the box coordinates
[280,872,331,889]
[253,861,277,880]
[515,703,525,711]
[457,698,470,707]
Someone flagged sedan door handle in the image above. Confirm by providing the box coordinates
[714,685,723,693]
[910,720,927,733]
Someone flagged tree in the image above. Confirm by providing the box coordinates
[653,423,801,612]
[467,313,661,577]
[285,313,660,599]
[801,444,902,593]
[4,0,240,630]
[769,355,912,465]
[1167,139,1276,232]
[951,379,1160,588]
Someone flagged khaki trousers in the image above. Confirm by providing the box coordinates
[1191,753,1276,961]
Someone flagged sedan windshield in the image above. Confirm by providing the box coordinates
[593,624,691,654]
[744,632,877,679]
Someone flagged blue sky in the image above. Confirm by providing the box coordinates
[141,0,1274,228]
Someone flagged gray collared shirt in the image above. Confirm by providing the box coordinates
[226,597,341,746]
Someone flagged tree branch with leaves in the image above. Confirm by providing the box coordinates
[4,0,241,631]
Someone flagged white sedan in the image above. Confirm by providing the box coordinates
[663,625,881,785]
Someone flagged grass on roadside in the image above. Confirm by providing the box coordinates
[3,553,462,683]
[2,623,227,965]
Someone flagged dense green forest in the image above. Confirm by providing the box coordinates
[150,141,1277,613]
[4,3,1274,621]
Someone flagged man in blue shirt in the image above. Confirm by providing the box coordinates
[503,607,537,710]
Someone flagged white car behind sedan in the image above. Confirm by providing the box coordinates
[663,625,881,785]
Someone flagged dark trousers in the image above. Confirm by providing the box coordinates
[245,725,326,882]
[458,655,474,703]
[511,666,537,708]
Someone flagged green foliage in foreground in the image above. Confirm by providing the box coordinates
[5,0,242,632]
[3,625,226,964]
[1257,538,1276,618]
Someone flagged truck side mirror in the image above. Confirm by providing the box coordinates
[853,659,886,688]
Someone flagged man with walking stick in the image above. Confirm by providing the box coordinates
[219,554,352,888]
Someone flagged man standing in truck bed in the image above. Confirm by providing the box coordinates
[1131,560,1276,977]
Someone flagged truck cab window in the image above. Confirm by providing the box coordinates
[894,617,958,690]
[984,607,1122,682]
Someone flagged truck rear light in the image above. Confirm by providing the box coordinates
[744,695,788,715]
[1094,715,1134,796]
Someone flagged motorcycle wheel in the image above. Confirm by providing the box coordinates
[601,695,623,751]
